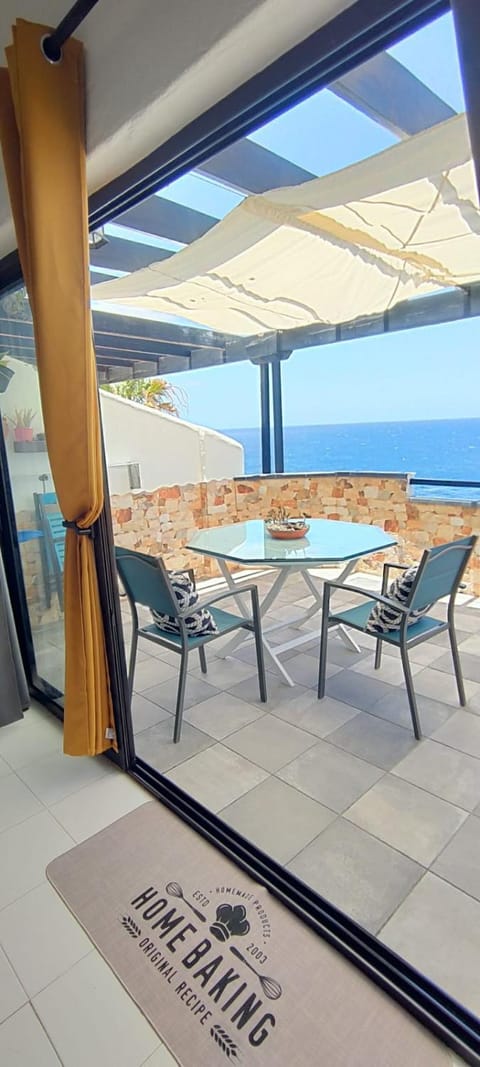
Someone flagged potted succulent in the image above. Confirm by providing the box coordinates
[265,506,310,540]
[10,408,36,443]
[0,354,14,394]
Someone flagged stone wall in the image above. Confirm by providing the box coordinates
[110,473,480,594]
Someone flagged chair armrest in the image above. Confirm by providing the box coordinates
[181,584,258,615]
[381,560,409,594]
[324,580,411,615]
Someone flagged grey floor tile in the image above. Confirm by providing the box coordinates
[277,652,341,688]
[432,816,480,901]
[380,873,480,1017]
[431,710,480,759]
[451,611,480,634]
[224,714,318,771]
[432,650,480,684]
[392,739,480,811]
[131,693,171,734]
[346,774,466,866]
[430,627,470,647]
[132,656,178,692]
[271,692,359,738]
[228,673,310,709]
[406,642,446,666]
[350,655,423,688]
[459,634,480,657]
[325,670,395,712]
[278,740,384,812]
[412,667,479,707]
[306,640,369,669]
[184,692,264,740]
[369,689,454,737]
[219,777,336,864]
[288,818,422,934]
[165,744,268,812]
[141,674,220,713]
[326,713,418,770]
[134,720,213,772]
[191,656,257,690]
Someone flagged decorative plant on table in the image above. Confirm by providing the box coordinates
[9,407,36,443]
[265,506,310,540]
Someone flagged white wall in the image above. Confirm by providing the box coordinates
[0,357,53,514]
[100,390,243,490]
[0,0,355,257]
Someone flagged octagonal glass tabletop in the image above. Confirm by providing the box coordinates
[187,518,396,566]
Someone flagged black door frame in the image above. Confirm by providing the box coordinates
[1,0,479,1058]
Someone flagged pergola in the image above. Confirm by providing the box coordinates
[2,50,480,473]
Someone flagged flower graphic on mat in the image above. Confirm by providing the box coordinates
[210,903,250,942]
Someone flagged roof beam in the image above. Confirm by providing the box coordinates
[116,196,217,245]
[196,139,314,194]
[330,52,456,138]
[92,310,229,351]
[90,235,171,273]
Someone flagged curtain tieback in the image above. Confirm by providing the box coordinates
[62,520,95,538]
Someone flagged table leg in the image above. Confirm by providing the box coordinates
[215,562,296,686]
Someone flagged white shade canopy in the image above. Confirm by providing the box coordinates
[91,114,479,337]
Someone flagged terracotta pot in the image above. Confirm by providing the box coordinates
[266,523,310,540]
[14,427,34,442]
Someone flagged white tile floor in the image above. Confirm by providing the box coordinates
[0,702,176,1066]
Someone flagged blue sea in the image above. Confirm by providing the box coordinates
[220,418,480,501]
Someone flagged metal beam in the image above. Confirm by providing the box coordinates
[260,363,271,474]
[452,0,480,203]
[90,236,171,273]
[197,139,315,194]
[271,360,284,474]
[92,310,229,352]
[117,196,217,245]
[330,52,455,138]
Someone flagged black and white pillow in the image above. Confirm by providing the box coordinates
[151,570,218,637]
[366,566,431,635]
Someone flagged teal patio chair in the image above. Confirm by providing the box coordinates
[317,536,476,739]
[33,492,65,611]
[115,546,267,742]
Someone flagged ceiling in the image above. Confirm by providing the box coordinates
[0,0,356,259]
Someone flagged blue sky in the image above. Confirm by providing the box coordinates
[110,13,479,431]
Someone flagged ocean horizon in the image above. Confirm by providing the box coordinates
[220,417,480,500]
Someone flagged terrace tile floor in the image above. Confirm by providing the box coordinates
[123,567,480,1020]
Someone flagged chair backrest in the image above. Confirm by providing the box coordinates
[115,546,178,617]
[33,492,66,571]
[408,536,476,614]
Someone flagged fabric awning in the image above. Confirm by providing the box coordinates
[91,114,479,337]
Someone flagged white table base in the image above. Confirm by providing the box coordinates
[215,557,361,686]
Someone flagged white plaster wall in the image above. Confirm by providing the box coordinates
[0,0,355,257]
[100,390,243,490]
[0,357,52,513]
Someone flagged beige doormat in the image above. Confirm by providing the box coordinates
[47,801,455,1067]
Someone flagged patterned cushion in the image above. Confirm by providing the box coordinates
[366,566,431,635]
[151,570,218,637]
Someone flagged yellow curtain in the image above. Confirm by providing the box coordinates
[0,20,115,755]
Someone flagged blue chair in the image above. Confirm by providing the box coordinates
[317,537,476,739]
[115,546,267,742]
[33,492,65,611]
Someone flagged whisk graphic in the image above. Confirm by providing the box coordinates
[165,882,207,923]
[230,945,282,1000]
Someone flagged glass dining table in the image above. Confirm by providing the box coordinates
[187,518,396,685]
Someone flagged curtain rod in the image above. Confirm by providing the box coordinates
[41,0,101,63]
